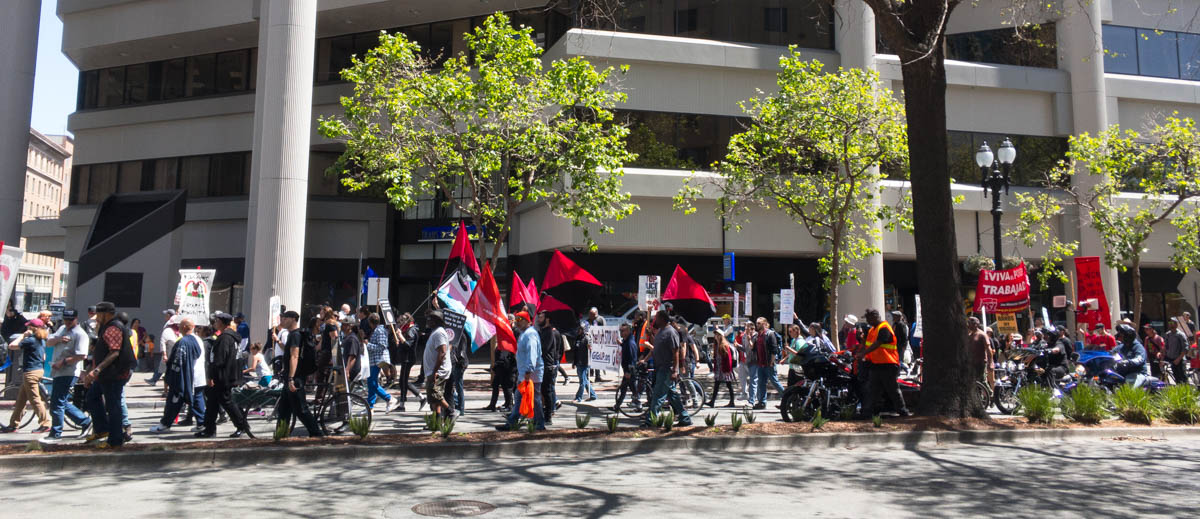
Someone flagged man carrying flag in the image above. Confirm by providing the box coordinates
[467,263,517,354]
[497,311,544,431]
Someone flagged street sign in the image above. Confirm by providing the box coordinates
[723,252,736,281]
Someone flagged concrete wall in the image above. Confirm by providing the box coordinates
[75,229,182,334]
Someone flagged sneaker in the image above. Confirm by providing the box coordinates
[418,397,427,411]
[752,403,766,410]
[494,424,512,432]
[0,425,16,434]
[143,378,156,386]
[39,435,62,444]
[32,426,51,434]
[676,419,693,427]
[149,424,171,433]
[84,432,109,446]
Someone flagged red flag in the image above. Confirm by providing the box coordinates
[467,262,517,353]
[662,265,716,324]
[509,272,528,311]
[441,221,481,282]
[1074,256,1113,330]
[526,278,540,308]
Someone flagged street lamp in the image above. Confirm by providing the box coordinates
[976,137,1017,271]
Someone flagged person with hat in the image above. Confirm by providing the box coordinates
[497,311,545,431]
[1,318,51,433]
[234,313,250,347]
[422,310,453,418]
[39,309,92,442]
[1079,322,1117,352]
[198,312,253,438]
[82,301,134,448]
[147,314,181,386]
[276,310,323,437]
[854,308,908,418]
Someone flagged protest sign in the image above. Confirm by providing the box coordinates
[587,325,622,373]
[997,312,1019,336]
[379,299,395,326]
[176,269,216,325]
[912,295,923,339]
[0,242,24,312]
[779,289,795,325]
[366,277,389,305]
[268,296,281,328]
[1074,256,1112,330]
[973,263,1031,313]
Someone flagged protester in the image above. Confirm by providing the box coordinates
[40,309,91,442]
[276,310,323,437]
[1,303,27,343]
[967,317,993,389]
[395,312,424,411]
[572,325,597,402]
[200,313,253,438]
[1113,324,1150,388]
[422,310,453,418]
[583,308,606,382]
[366,313,398,412]
[735,324,756,404]
[146,315,180,386]
[613,322,641,412]
[1144,324,1166,379]
[338,317,363,387]
[537,311,563,424]
[752,317,784,410]
[243,342,273,386]
[485,337,515,412]
[855,308,908,418]
[1080,323,1117,351]
[449,326,469,417]
[150,317,206,434]
[782,324,804,387]
[1,318,50,434]
[234,313,250,347]
[644,311,692,427]
[82,302,134,448]
[891,311,909,367]
[498,311,545,431]
[706,331,737,407]
[1165,318,1189,385]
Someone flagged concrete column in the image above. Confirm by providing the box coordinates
[833,0,886,319]
[246,0,316,343]
[0,0,40,245]
[242,0,273,327]
[1061,0,1121,323]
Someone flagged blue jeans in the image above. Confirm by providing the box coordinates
[367,365,392,408]
[86,379,127,446]
[648,369,690,423]
[160,387,206,427]
[506,381,545,430]
[756,365,785,404]
[49,376,89,437]
[574,363,596,401]
[452,365,466,412]
[745,364,760,403]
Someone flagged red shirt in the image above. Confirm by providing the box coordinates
[1087,333,1117,351]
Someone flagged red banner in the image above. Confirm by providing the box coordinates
[1074,256,1113,330]
[973,262,1031,313]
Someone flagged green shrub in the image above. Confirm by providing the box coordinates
[730,412,744,433]
[872,414,883,428]
[509,419,522,432]
[1160,384,1200,424]
[662,410,675,432]
[1111,384,1158,424]
[1061,385,1107,424]
[348,414,372,439]
[1016,386,1056,424]
[439,417,456,438]
[838,406,856,421]
[575,413,591,429]
[744,409,757,424]
[704,413,718,427]
[606,414,619,433]
[527,418,536,434]
[273,419,292,442]
[811,410,829,431]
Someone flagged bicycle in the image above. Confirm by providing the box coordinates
[19,378,83,431]
[616,365,705,419]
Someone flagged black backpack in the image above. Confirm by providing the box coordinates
[295,329,319,377]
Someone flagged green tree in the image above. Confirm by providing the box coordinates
[318,13,637,264]
[674,50,909,347]
[1010,115,1200,323]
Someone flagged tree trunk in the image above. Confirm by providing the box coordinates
[898,45,978,417]
[1130,254,1142,327]
[828,244,842,350]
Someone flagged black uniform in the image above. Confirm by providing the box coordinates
[202,328,252,436]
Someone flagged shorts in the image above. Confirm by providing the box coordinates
[425,374,446,404]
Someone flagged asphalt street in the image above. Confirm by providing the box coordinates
[7,436,1200,518]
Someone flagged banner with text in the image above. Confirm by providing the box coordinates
[586,325,622,373]
[1074,256,1113,330]
[779,289,795,325]
[0,242,25,312]
[177,269,216,326]
[973,262,1031,313]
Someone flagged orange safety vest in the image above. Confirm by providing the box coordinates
[865,321,899,365]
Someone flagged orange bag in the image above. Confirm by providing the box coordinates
[518,379,535,418]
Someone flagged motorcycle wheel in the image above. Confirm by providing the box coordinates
[993,384,1019,414]
[780,386,819,423]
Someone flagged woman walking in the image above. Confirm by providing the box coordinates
[1,319,51,433]
[706,332,737,407]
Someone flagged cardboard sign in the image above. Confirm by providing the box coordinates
[176,269,216,326]
[638,275,660,313]
[268,296,281,328]
[379,299,395,326]
[997,312,1019,336]
[779,289,795,325]
[1074,257,1112,330]
[912,295,923,339]
[586,325,622,373]
[0,242,24,311]
[366,277,389,305]
[973,262,1031,313]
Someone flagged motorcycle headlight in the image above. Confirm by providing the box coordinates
[1075,365,1085,375]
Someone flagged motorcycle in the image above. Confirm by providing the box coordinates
[780,351,859,422]
[992,347,1068,414]
[1062,349,1167,394]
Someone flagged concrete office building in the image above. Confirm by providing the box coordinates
[14,129,73,312]
[15,0,1200,338]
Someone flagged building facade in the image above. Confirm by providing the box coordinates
[15,0,1200,336]
[15,129,72,312]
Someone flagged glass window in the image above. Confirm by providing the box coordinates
[161,58,187,100]
[208,153,248,197]
[215,50,249,93]
[70,165,89,205]
[124,63,149,104]
[945,24,1056,68]
[326,35,356,83]
[87,163,118,204]
[248,48,258,90]
[1138,29,1180,78]
[401,24,431,57]
[1103,25,1139,74]
[180,155,211,198]
[675,8,702,36]
[619,110,744,170]
[354,32,379,58]
[117,161,143,193]
[153,158,178,190]
[309,152,340,196]
[764,7,788,33]
[80,70,99,110]
[429,21,455,66]
[185,54,216,97]
[1179,33,1200,80]
[97,67,125,108]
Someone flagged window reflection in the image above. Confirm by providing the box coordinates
[945,24,1056,68]
[946,131,1068,187]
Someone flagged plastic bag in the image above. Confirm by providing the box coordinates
[518,379,535,418]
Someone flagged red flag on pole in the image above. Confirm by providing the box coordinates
[509,272,528,311]
[526,278,540,308]
[441,221,481,283]
[467,262,517,353]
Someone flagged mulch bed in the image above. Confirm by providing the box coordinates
[3,415,1192,457]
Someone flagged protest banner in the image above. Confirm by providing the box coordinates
[0,242,25,311]
[779,289,795,325]
[366,277,389,305]
[268,296,281,328]
[1073,256,1112,330]
[176,269,216,325]
[973,262,1031,313]
[442,309,468,351]
[744,282,753,316]
[997,312,1019,336]
[586,325,622,373]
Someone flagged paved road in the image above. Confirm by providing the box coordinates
[7,437,1199,518]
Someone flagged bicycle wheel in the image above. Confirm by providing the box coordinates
[682,378,706,413]
[318,392,372,435]
[617,377,651,419]
[973,381,991,412]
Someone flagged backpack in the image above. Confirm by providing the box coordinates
[452,338,469,369]
[295,329,319,378]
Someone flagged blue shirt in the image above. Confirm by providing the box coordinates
[237,322,251,341]
[368,325,390,365]
[18,336,45,372]
[516,326,544,383]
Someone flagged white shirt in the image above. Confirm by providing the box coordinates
[160,326,179,358]
[49,324,89,378]
[422,327,452,379]
[184,332,206,387]
[273,328,289,359]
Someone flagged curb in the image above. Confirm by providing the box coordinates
[4,426,1198,473]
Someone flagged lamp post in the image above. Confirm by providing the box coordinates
[976,138,1017,271]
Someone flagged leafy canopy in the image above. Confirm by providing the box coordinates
[318,13,636,260]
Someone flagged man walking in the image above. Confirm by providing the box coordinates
[150,318,206,434]
[613,322,640,412]
[497,311,544,431]
[572,325,597,402]
[366,314,397,412]
[855,308,909,418]
[967,317,993,391]
[198,313,253,438]
[644,311,692,427]
[41,309,91,442]
[146,315,179,386]
[277,310,323,438]
[1165,318,1190,385]
[422,310,453,418]
[537,311,562,424]
[82,302,135,448]
[752,317,784,410]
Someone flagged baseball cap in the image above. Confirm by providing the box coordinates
[95,302,116,313]
[213,312,234,323]
[281,310,300,320]
[27,318,45,328]
[514,310,532,322]
[62,309,79,319]
[1093,322,1104,330]
[235,312,245,320]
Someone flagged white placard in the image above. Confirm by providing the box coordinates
[912,295,923,339]
[733,291,740,328]
[981,306,989,331]
[779,289,795,325]
[638,275,660,313]
[0,243,25,312]
[268,295,281,328]
[1041,306,1051,327]
[176,269,216,326]
[366,277,389,305]
[744,282,752,316]
[586,325,622,373]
